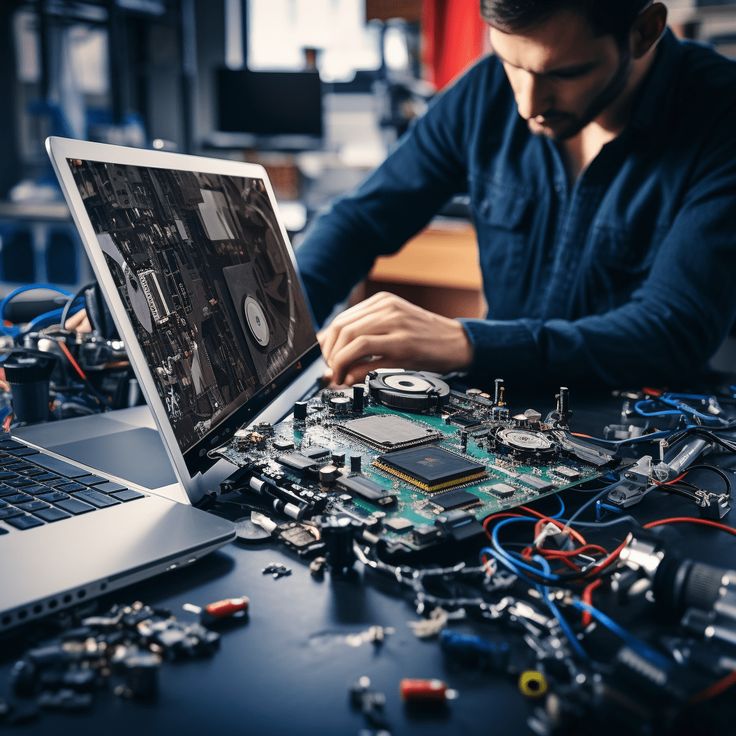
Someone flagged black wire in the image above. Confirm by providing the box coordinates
[684,464,733,494]
[60,282,94,330]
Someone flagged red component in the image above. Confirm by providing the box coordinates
[204,596,249,619]
[400,679,447,702]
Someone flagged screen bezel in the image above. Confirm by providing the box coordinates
[46,136,321,490]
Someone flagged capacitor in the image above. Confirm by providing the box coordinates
[556,387,570,424]
[319,464,340,484]
[331,452,345,467]
[329,395,352,414]
[293,401,308,421]
[460,432,468,452]
[321,515,356,576]
[494,378,505,406]
[350,455,362,473]
[352,384,365,413]
[400,678,457,704]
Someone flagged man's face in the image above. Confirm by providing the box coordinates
[489,10,631,140]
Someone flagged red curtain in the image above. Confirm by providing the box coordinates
[422,0,488,90]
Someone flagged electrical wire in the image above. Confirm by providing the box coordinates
[569,598,671,670]
[59,282,95,330]
[0,284,72,337]
[643,517,736,536]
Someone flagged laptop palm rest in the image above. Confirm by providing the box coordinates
[14,409,177,490]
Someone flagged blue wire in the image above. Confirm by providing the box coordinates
[0,283,73,337]
[570,599,671,670]
[22,301,84,334]
[534,556,589,661]
[490,518,561,582]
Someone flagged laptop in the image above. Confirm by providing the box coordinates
[0,137,324,631]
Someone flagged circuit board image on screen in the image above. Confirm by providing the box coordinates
[68,159,315,454]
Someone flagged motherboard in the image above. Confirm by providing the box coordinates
[215,371,617,559]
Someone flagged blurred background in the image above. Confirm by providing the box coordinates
[0,0,734,325]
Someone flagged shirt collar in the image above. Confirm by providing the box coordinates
[628,28,684,139]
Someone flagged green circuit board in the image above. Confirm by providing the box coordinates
[217,386,609,550]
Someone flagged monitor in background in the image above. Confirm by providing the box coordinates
[215,69,324,151]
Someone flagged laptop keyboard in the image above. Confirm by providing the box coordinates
[0,437,145,534]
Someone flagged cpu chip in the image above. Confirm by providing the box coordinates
[374,446,487,493]
[338,414,441,450]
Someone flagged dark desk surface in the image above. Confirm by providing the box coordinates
[1,394,735,736]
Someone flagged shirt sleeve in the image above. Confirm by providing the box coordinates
[460,117,736,389]
[295,60,498,326]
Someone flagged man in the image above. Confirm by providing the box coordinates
[303,0,736,389]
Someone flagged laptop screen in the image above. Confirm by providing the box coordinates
[66,159,317,466]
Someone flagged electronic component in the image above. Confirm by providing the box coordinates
[367,370,451,413]
[349,455,362,473]
[337,475,396,506]
[272,438,294,452]
[552,466,581,481]
[493,427,557,461]
[431,489,480,511]
[338,414,441,450]
[374,446,487,493]
[449,414,482,428]
[518,474,554,492]
[182,596,249,626]
[400,678,457,704]
[304,446,330,460]
[488,482,516,498]
[276,453,318,473]
[383,518,413,533]
[293,401,308,421]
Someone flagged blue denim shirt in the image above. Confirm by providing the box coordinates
[296,30,736,388]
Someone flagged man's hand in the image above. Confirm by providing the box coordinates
[65,309,92,334]
[317,292,474,386]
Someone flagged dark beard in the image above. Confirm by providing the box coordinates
[545,47,633,141]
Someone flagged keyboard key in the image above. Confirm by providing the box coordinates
[6,514,44,530]
[73,489,120,508]
[30,455,89,478]
[0,471,19,481]
[19,467,47,477]
[36,491,69,503]
[5,463,34,472]
[0,486,19,497]
[3,492,32,504]
[7,448,39,458]
[18,500,50,513]
[34,506,71,523]
[94,481,127,494]
[44,478,74,488]
[110,489,145,502]
[57,482,87,493]
[5,478,34,488]
[0,507,23,520]
[0,457,19,466]
[21,485,51,496]
[0,440,25,451]
[54,498,95,515]
[75,474,108,486]
[33,473,62,483]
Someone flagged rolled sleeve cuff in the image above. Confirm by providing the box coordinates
[459,318,540,386]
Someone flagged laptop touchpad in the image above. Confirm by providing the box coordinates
[52,428,177,489]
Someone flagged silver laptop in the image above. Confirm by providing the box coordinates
[0,137,323,631]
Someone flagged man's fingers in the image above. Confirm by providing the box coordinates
[326,310,395,365]
[319,292,397,360]
[330,333,403,385]
[65,309,92,333]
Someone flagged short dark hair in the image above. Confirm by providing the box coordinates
[480,0,652,40]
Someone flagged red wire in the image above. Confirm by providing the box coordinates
[57,340,88,382]
[581,579,603,626]
[644,517,736,536]
[691,670,736,703]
